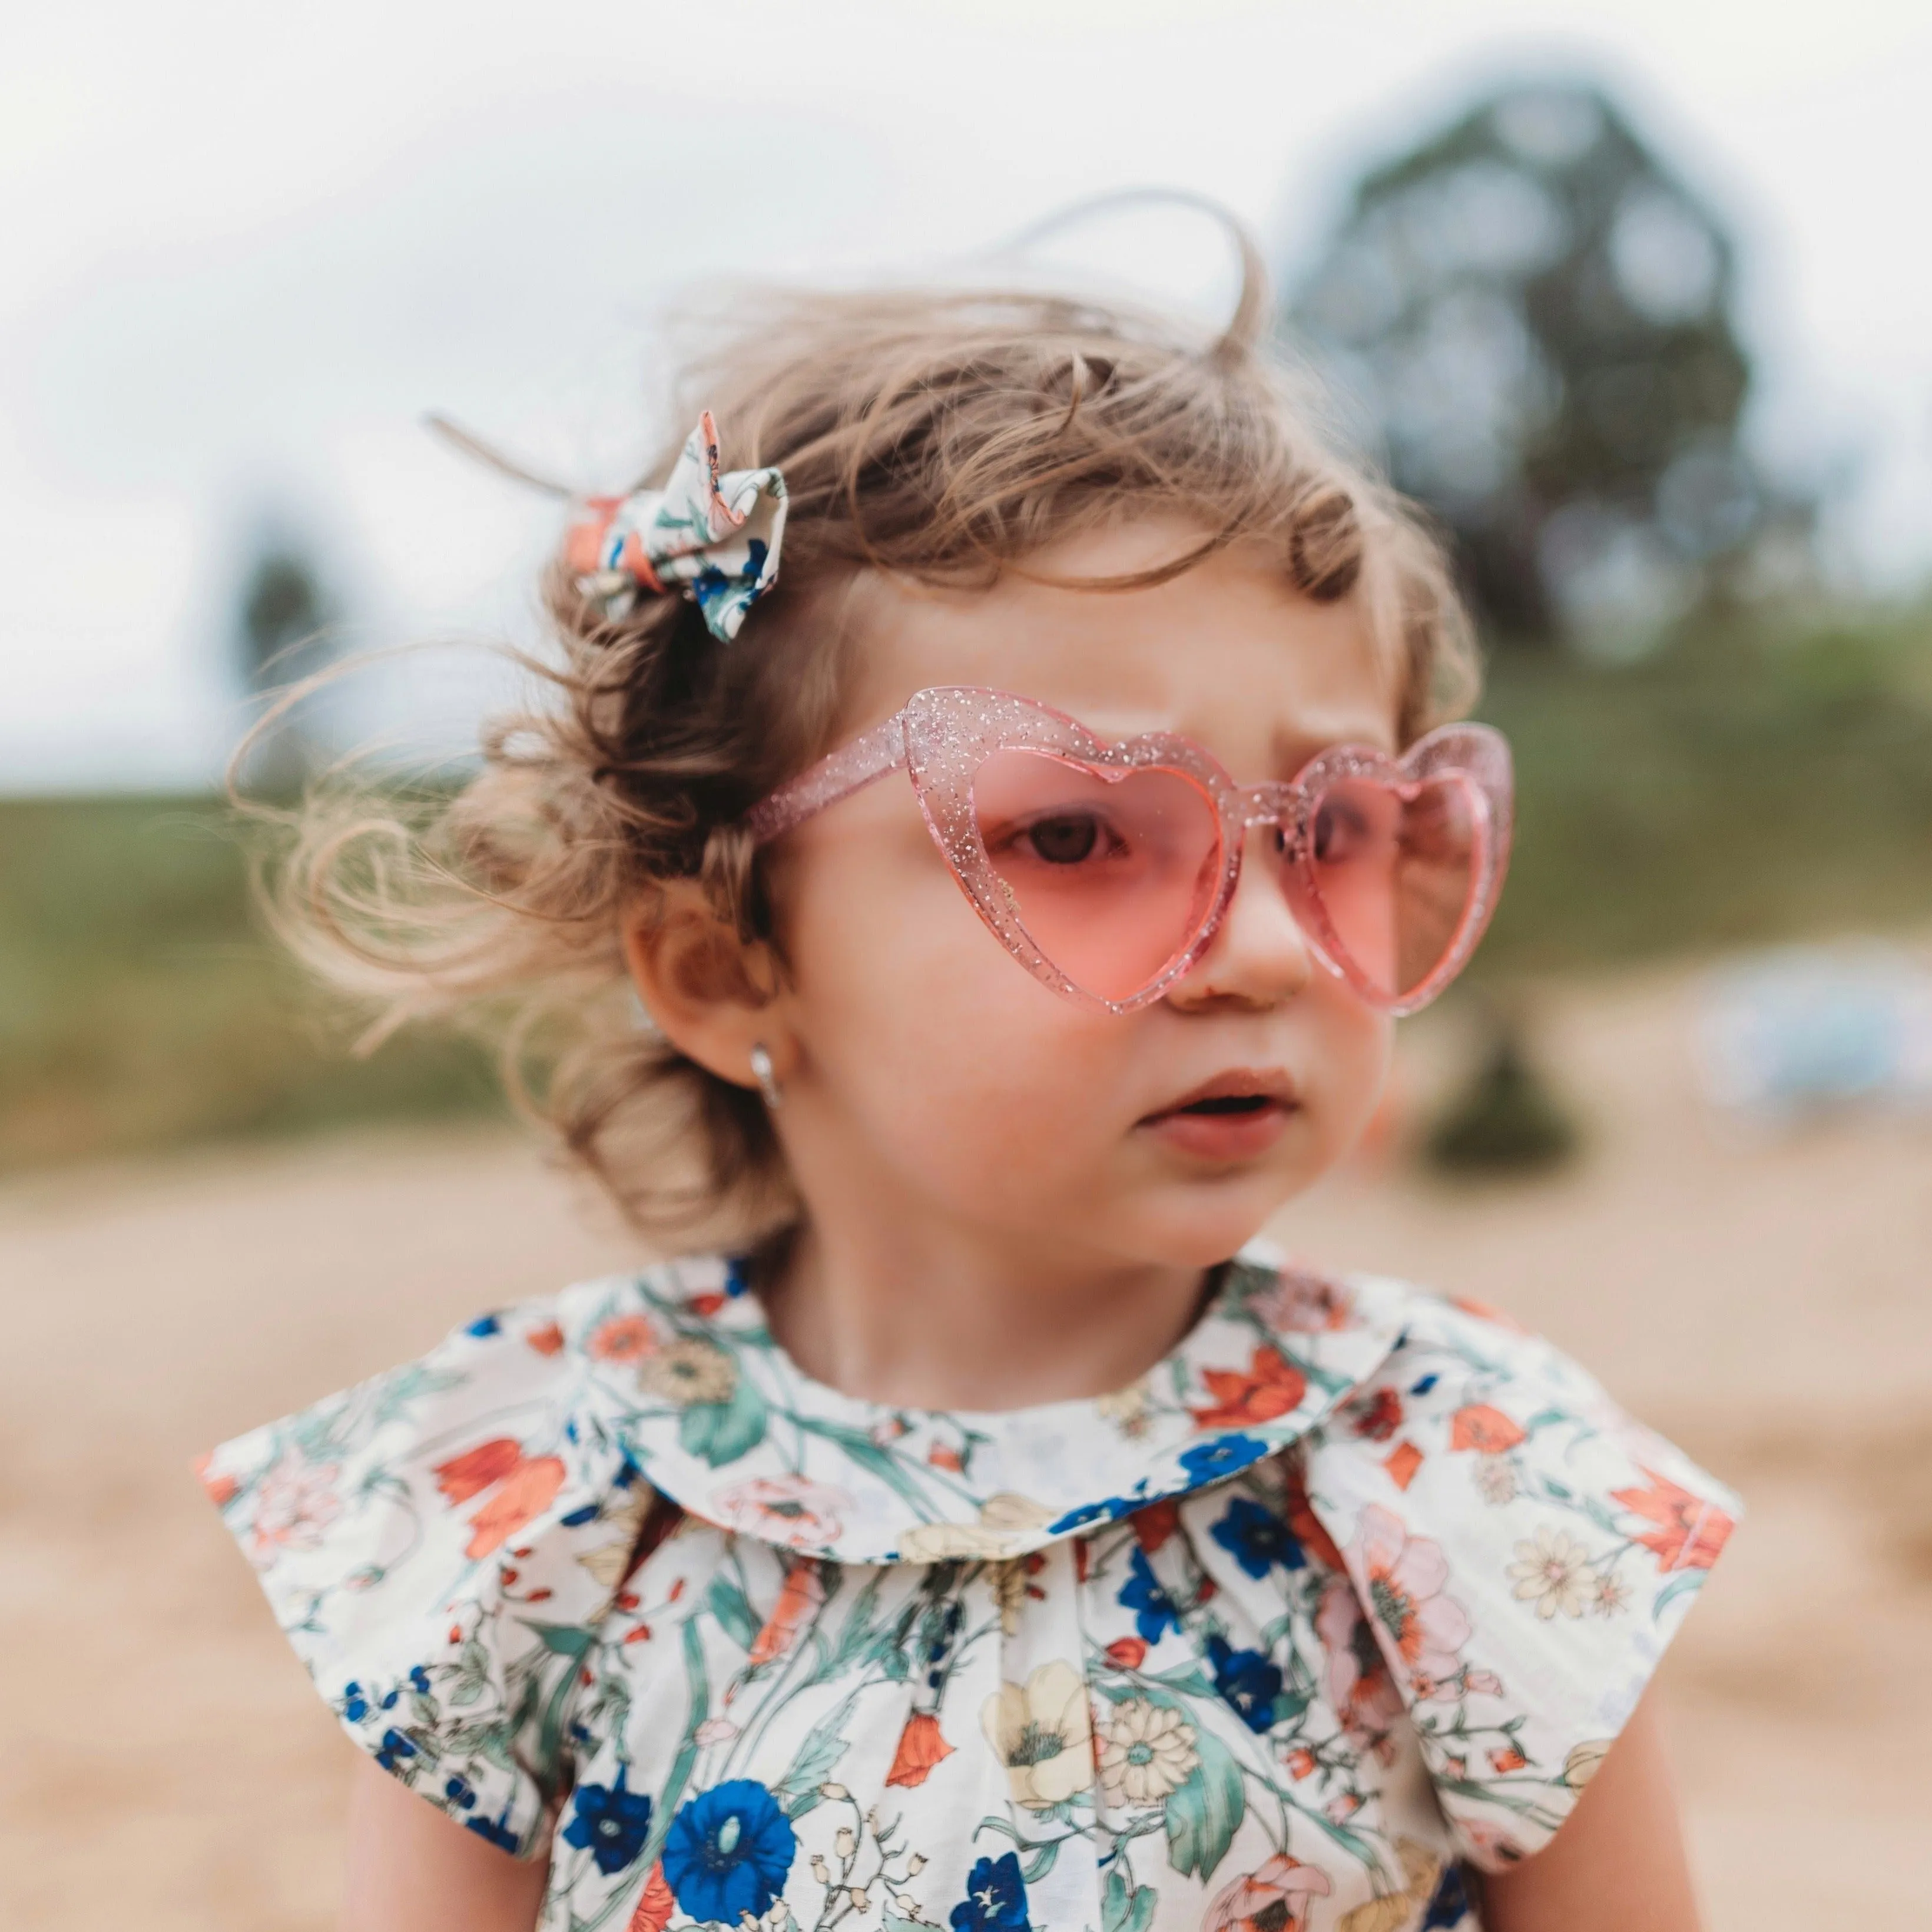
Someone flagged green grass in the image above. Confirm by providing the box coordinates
[0,796,501,1170]
[1,607,1928,1171]
[1470,610,1932,975]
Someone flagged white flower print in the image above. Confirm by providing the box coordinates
[982,1660,1093,1810]
[1507,1525,1594,1619]
[1590,1570,1632,1618]
[639,1336,737,1406]
[1474,1456,1519,1505]
[1096,1380,1152,1437]
[1098,1696,1199,1808]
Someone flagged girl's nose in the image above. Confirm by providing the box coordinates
[1163,826,1315,1013]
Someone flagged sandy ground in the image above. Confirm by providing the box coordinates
[2,966,1928,1929]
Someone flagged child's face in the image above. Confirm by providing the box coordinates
[758,518,1398,1270]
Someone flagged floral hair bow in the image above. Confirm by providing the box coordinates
[564,411,787,642]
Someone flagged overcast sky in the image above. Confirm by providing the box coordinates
[4,0,1929,789]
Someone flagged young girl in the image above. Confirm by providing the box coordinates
[203,223,1737,1932]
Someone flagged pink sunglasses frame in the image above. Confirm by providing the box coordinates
[744,686,1513,1017]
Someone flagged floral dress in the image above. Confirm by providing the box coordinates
[201,1244,1738,1932]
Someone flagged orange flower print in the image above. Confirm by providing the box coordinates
[1351,1504,1472,1685]
[884,1710,956,1788]
[1131,1498,1181,1553]
[1612,1468,1735,1572]
[525,1321,565,1357]
[463,1456,565,1559]
[588,1315,659,1364]
[1450,1294,1526,1333]
[432,1439,566,1557]
[1105,1636,1148,1671]
[1190,1346,1307,1429]
[927,1443,966,1473]
[747,1559,827,1666]
[433,1437,523,1505]
[192,1452,238,1509]
[1349,1388,1403,1441]
[1449,1404,1527,1454]
[1381,1441,1424,1491]
[1201,1854,1332,1932]
[1281,1464,1345,1572]
[1489,1744,1528,1774]
[627,1861,676,1932]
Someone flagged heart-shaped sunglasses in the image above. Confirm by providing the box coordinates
[745,687,1512,1016]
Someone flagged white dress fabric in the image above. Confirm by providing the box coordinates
[202,1244,1739,1932]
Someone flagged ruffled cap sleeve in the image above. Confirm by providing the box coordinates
[198,1297,657,1858]
[1299,1290,1740,1870]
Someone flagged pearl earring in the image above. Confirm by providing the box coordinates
[748,1043,783,1110]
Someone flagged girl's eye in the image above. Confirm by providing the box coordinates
[1023,813,1106,865]
[1313,797,1371,864]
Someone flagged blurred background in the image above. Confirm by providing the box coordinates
[2,4,1927,1928]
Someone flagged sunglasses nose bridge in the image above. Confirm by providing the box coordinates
[1235,783,1301,850]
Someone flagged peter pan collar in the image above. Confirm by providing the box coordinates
[572,1241,1407,1566]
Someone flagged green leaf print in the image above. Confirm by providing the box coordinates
[705,1573,761,1653]
[1652,1570,1706,1619]
[777,1692,857,1819]
[1162,1727,1245,1880]
[644,1619,711,1865]
[1101,1866,1159,1932]
[793,1414,945,1516]
[525,1620,597,1660]
[678,1373,768,1467]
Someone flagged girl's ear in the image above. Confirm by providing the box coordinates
[621,880,794,1092]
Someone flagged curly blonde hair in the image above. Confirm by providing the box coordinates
[260,220,1480,1249]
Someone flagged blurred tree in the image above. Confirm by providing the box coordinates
[1289,81,1797,648]
[1424,1013,1580,1175]
[233,532,337,788]
[237,541,331,691]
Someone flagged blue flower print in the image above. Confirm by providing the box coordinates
[662,1779,798,1923]
[1048,1500,1110,1535]
[342,1681,368,1724]
[407,1665,431,1694]
[464,1314,501,1338]
[1179,1433,1269,1484]
[375,1728,418,1772]
[950,1851,1030,1932]
[1118,1546,1181,1644]
[1207,1634,1284,1733]
[465,1810,520,1853]
[444,1775,476,1810]
[562,1765,654,1875]
[1211,1495,1306,1579]
[691,565,731,619]
[1422,1860,1472,1927]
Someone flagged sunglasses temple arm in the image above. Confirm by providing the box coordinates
[741,712,910,847]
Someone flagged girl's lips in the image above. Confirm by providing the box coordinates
[1138,1068,1300,1162]
[1142,1099,1295,1161]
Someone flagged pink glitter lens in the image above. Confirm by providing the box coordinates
[1298,774,1480,1002]
[743,687,1513,1018]
[970,751,1224,1003]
